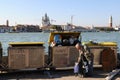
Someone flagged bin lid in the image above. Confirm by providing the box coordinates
[48,32,81,44]
[99,42,117,46]
[9,42,45,47]
[83,41,117,46]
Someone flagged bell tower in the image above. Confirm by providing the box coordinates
[109,16,112,28]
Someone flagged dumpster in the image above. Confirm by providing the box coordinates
[8,42,45,69]
[83,41,117,71]
[0,42,2,64]
[52,46,79,68]
[48,32,81,69]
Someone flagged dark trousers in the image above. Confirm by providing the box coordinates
[78,60,84,75]
[88,61,93,76]
[78,55,89,76]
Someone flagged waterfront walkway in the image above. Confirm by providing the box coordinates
[0,69,120,80]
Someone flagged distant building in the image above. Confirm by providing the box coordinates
[93,26,114,31]
[15,24,41,32]
[93,16,115,31]
[0,20,15,33]
[41,13,50,28]
[0,25,14,33]
[62,23,72,31]
[114,25,120,31]
[40,13,51,31]
[70,26,90,32]
[109,16,113,28]
[6,20,9,27]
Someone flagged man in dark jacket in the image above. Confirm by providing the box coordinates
[83,44,94,76]
[75,43,86,77]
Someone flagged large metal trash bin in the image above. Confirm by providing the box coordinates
[0,42,2,64]
[8,42,45,69]
[83,41,117,71]
[52,46,79,68]
[48,32,81,69]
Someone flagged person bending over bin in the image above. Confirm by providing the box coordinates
[83,44,94,77]
[75,43,89,77]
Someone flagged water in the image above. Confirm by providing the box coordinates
[0,32,49,56]
[0,32,120,56]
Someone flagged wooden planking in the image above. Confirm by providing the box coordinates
[52,46,79,68]
[8,47,45,69]
[0,48,2,63]
[101,48,116,71]
[52,46,68,67]
[29,47,45,68]
[90,48,103,65]
[69,46,79,66]
[8,48,26,69]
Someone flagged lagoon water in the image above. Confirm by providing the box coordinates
[0,32,120,56]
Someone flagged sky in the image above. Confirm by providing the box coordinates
[0,0,120,27]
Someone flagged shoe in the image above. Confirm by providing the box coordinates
[78,74,84,78]
[74,73,78,77]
